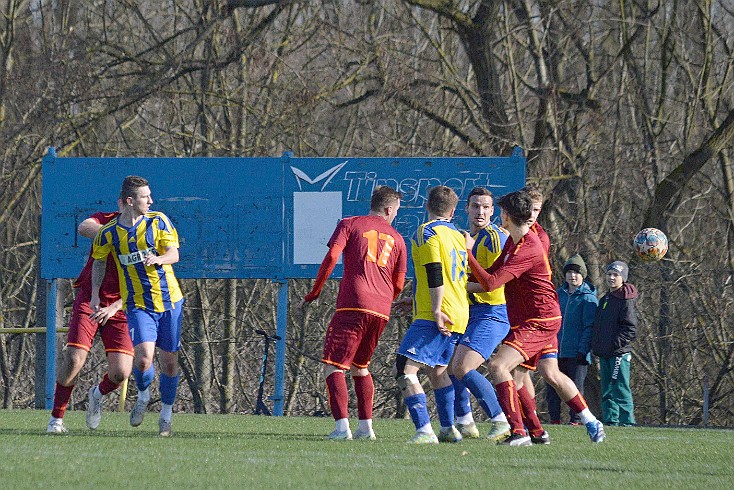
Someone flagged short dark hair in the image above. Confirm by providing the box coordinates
[522,183,543,203]
[427,186,459,216]
[120,175,150,201]
[497,190,533,225]
[467,187,493,204]
[370,186,402,211]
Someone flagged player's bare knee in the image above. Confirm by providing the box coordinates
[395,355,419,394]
[350,366,369,377]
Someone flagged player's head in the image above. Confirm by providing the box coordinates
[427,186,459,219]
[120,175,152,214]
[370,185,402,224]
[522,183,543,225]
[466,187,493,232]
[497,190,533,227]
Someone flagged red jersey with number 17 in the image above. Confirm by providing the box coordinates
[73,212,122,305]
[329,215,407,319]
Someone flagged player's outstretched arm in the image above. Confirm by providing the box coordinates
[302,244,343,305]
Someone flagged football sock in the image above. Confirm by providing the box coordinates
[433,385,455,429]
[449,375,472,419]
[91,386,102,400]
[160,403,173,423]
[456,413,474,425]
[137,388,151,404]
[490,412,508,423]
[517,385,544,437]
[353,373,374,421]
[405,393,431,431]
[462,369,503,418]
[98,373,120,396]
[133,365,155,392]
[566,393,589,414]
[358,419,373,432]
[578,408,596,425]
[335,418,349,432]
[160,373,180,406]
[495,380,525,435]
[325,371,349,421]
[51,382,74,419]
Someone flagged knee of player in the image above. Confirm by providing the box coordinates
[395,355,420,391]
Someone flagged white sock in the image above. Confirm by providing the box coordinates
[138,388,150,403]
[417,423,434,435]
[92,386,102,400]
[491,413,508,423]
[50,416,62,423]
[579,409,595,425]
[160,403,173,422]
[358,419,372,432]
[456,413,474,425]
[335,418,349,432]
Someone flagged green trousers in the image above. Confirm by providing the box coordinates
[599,353,635,425]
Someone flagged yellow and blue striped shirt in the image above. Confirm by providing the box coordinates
[468,223,508,306]
[411,219,469,334]
[92,212,182,313]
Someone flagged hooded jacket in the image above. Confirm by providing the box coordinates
[557,280,598,362]
[591,283,639,357]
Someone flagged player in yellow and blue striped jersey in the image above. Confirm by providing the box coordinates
[91,175,183,437]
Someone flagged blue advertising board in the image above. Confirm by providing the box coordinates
[41,149,526,280]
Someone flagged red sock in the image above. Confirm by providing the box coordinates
[566,392,589,414]
[51,382,74,419]
[98,373,121,396]
[517,385,545,437]
[495,380,525,435]
[325,371,349,420]
[353,373,374,420]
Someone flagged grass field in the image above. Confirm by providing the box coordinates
[0,410,730,489]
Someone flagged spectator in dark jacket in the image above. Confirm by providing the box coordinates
[547,254,598,425]
[592,260,638,426]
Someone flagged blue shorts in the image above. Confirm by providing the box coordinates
[127,299,184,352]
[397,319,460,368]
[460,304,510,360]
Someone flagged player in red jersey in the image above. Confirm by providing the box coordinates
[465,190,606,446]
[301,186,407,440]
[47,206,134,434]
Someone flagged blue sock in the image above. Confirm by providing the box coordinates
[405,393,431,431]
[450,375,472,418]
[133,365,155,392]
[434,385,455,428]
[160,373,180,405]
[463,369,502,418]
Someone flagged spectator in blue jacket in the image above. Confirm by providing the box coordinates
[547,254,598,425]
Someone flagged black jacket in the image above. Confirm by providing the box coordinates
[591,283,638,357]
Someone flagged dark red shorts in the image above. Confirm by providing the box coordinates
[503,319,560,371]
[322,310,388,370]
[66,294,133,356]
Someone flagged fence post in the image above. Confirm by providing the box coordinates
[703,374,709,427]
[272,279,288,416]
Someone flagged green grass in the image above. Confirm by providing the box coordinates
[0,410,730,489]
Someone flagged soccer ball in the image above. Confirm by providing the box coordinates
[633,228,668,261]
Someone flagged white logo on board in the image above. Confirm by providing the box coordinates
[290,161,347,191]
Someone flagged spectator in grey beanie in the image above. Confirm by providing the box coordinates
[591,259,638,426]
[548,254,597,424]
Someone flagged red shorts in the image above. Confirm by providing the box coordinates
[66,294,133,356]
[322,310,388,370]
[503,319,560,371]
